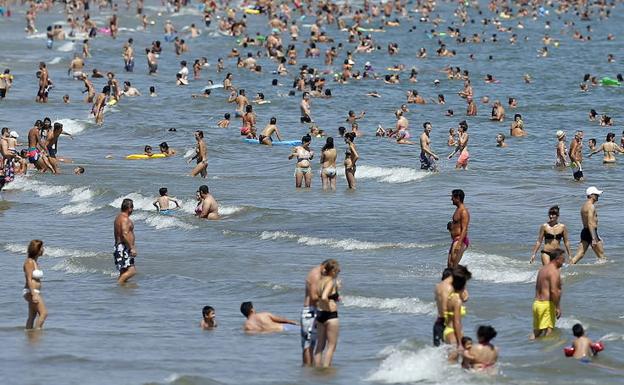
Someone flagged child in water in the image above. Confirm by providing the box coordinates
[460,325,498,372]
[461,337,473,369]
[153,187,180,214]
[570,323,603,360]
[200,306,217,329]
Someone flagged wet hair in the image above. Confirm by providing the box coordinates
[324,89,332,97]
[202,306,215,317]
[245,105,253,113]
[572,323,584,337]
[150,86,156,93]
[144,145,152,152]
[269,117,277,124]
[322,137,334,151]
[196,130,204,138]
[497,132,506,141]
[224,113,231,119]
[103,85,111,94]
[53,122,63,131]
[588,138,596,145]
[607,133,615,141]
[323,259,340,275]
[477,325,497,343]
[257,92,265,100]
[27,240,44,259]
[344,132,356,142]
[441,267,454,280]
[198,185,209,195]
[159,187,167,196]
[451,189,465,203]
[461,336,473,347]
[423,122,432,129]
[240,301,253,317]
[459,120,468,130]
[121,198,133,212]
[549,248,565,262]
[338,126,346,137]
[301,134,312,144]
[75,166,85,174]
[271,79,278,86]
[583,73,591,82]
[590,109,597,117]
[514,114,522,120]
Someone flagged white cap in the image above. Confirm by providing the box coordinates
[556,130,565,139]
[586,186,603,196]
[365,61,371,66]
[9,130,19,138]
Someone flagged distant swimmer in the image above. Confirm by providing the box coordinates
[289,135,314,188]
[570,187,606,264]
[200,306,217,330]
[122,81,141,97]
[530,206,572,265]
[195,184,219,220]
[568,323,603,360]
[419,122,439,171]
[448,121,469,170]
[343,132,359,189]
[569,130,584,181]
[496,133,507,147]
[240,301,298,333]
[433,266,471,347]
[460,325,498,373]
[555,130,569,167]
[153,187,180,214]
[301,261,326,366]
[588,132,624,163]
[259,117,282,145]
[23,240,48,329]
[217,113,231,128]
[531,248,564,339]
[300,92,313,123]
[0,68,14,99]
[510,114,526,137]
[68,53,85,79]
[448,189,470,268]
[92,86,109,125]
[113,198,137,284]
[314,259,341,368]
[320,137,337,191]
[159,142,176,156]
[189,130,208,178]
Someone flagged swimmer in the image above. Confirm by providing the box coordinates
[159,142,176,156]
[461,337,473,369]
[259,117,282,145]
[419,122,439,171]
[531,249,564,339]
[143,145,153,157]
[153,187,180,214]
[466,97,477,116]
[195,185,219,220]
[252,92,271,104]
[460,326,498,372]
[570,187,606,264]
[320,137,337,190]
[217,113,231,128]
[188,130,208,178]
[588,132,624,163]
[588,138,596,152]
[113,199,137,285]
[240,301,298,333]
[73,166,85,175]
[444,267,472,361]
[570,323,601,360]
[448,121,470,170]
[92,86,109,125]
[510,114,526,137]
[301,261,326,366]
[23,239,48,329]
[200,306,217,330]
[122,81,141,97]
[530,206,572,265]
[191,89,211,98]
[448,128,457,146]
[0,68,14,99]
[289,135,314,188]
[496,133,507,147]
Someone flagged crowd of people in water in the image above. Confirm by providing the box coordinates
[1,0,619,374]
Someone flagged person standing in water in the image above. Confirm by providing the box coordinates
[344,132,359,189]
[419,122,439,171]
[258,117,283,145]
[448,121,469,169]
[569,130,584,181]
[530,206,572,265]
[570,187,606,264]
[301,261,326,366]
[314,259,341,368]
[555,130,568,168]
[433,265,471,347]
[189,130,208,178]
[448,189,470,268]
[588,132,624,163]
[23,239,48,329]
[531,249,564,339]
[289,134,314,188]
[113,198,137,284]
[320,137,337,190]
[195,185,219,220]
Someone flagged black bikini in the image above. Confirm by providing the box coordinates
[316,288,340,324]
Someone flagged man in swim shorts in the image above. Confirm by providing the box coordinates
[113,198,137,284]
[240,301,298,333]
[569,130,584,181]
[301,261,325,366]
[570,186,606,264]
[419,122,439,171]
[300,92,312,123]
[531,249,564,339]
[448,189,470,268]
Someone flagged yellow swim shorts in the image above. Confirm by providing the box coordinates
[532,300,556,331]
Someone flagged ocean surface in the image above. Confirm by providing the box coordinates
[1,1,623,384]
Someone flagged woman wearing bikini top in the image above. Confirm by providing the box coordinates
[320,137,337,190]
[23,239,48,329]
[530,206,572,265]
[344,132,359,189]
[588,132,624,164]
[288,134,313,188]
[314,259,341,368]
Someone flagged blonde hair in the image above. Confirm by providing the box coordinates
[322,259,340,276]
[27,240,44,259]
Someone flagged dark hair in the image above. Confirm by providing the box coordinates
[548,205,560,216]
[572,323,584,337]
[240,301,253,317]
[514,114,521,120]
[272,79,278,86]
[224,113,231,119]
[159,142,169,151]
[202,306,215,317]
[441,267,454,280]
[477,325,497,342]
[121,198,133,212]
[322,137,334,151]
[150,86,156,93]
[607,132,615,141]
[75,166,85,174]
[345,132,356,142]
[198,185,209,195]
[461,336,473,347]
[53,122,63,131]
[270,117,277,124]
[549,248,565,261]
[28,240,44,259]
[338,126,346,136]
[144,145,152,152]
[302,134,312,144]
[452,189,465,203]
[196,130,204,138]
[159,187,167,196]
[245,105,252,113]
[453,264,472,281]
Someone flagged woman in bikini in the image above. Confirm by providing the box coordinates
[23,240,48,329]
[320,137,337,191]
[444,269,469,361]
[530,206,572,265]
[288,134,313,188]
[314,259,341,368]
[344,132,359,189]
[461,325,498,374]
[588,132,624,164]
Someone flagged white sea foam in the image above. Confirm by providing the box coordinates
[57,41,75,52]
[48,57,63,65]
[461,251,537,283]
[353,165,431,184]
[132,211,196,230]
[367,345,472,384]
[3,176,70,197]
[179,197,244,216]
[342,295,436,315]
[55,118,87,135]
[259,231,431,251]
[4,243,98,259]
[600,333,624,342]
[59,201,99,215]
[205,84,224,90]
[51,259,100,274]
[556,316,584,329]
[26,33,47,40]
